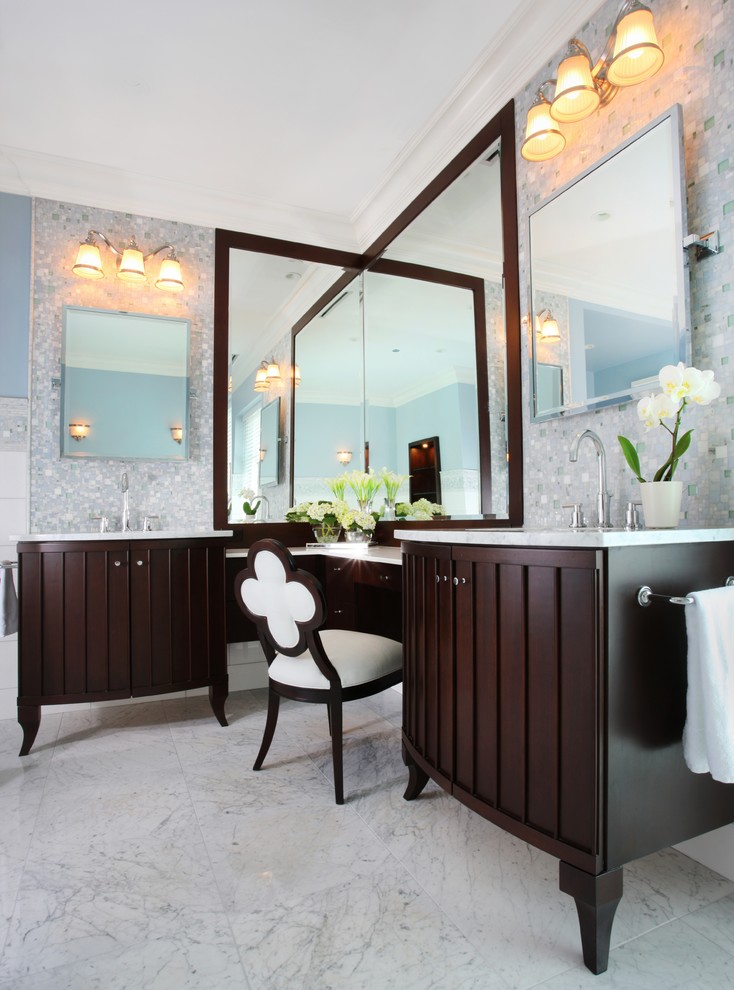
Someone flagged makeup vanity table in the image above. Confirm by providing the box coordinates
[397,526,734,975]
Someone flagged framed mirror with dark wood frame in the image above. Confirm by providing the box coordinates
[213,99,522,540]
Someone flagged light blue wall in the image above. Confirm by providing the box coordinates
[366,405,397,471]
[0,192,31,398]
[295,403,363,477]
[394,382,479,473]
[62,366,188,459]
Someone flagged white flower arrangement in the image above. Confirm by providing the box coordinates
[618,363,721,482]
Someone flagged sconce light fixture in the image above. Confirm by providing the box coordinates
[536,309,561,342]
[259,448,267,462]
[68,422,90,442]
[170,426,183,444]
[253,358,291,393]
[291,364,301,388]
[337,450,352,465]
[72,230,184,292]
[521,0,664,163]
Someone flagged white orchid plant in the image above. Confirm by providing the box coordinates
[239,487,261,516]
[618,363,721,483]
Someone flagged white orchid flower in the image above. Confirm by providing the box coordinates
[658,362,687,401]
[687,368,722,405]
[652,391,679,421]
[637,394,660,430]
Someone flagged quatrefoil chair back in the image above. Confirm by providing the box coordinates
[234,539,403,804]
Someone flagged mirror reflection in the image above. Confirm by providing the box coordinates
[529,107,689,420]
[61,306,190,460]
[293,278,365,504]
[227,248,347,521]
[363,270,480,515]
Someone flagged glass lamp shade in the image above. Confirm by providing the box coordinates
[551,54,600,122]
[521,99,566,162]
[72,240,104,279]
[68,423,90,441]
[607,6,664,87]
[292,364,301,387]
[118,242,147,283]
[254,366,270,392]
[539,316,561,341]
[266,361,281,385]
[170,426,183,444]
[155,255,184,292]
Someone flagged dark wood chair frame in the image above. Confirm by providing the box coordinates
[234,539,402,803]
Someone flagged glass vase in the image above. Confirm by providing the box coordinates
[344,530,371,543]
[311,524,342,544]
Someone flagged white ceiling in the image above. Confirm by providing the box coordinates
[0,0,603,249]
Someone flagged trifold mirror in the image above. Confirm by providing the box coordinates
[214,100,522,529]
[529,106,690,421]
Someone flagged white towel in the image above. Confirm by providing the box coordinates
[683,586,734,783]
[0,563,19,637]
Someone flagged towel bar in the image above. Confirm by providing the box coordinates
[0,561,18,570]
[637,576,734,607]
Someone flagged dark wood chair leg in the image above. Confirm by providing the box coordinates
[403,757,430,800]
[329,698,344,804]
[209,679,229,727]
[18,704,41,757]
[253,688,281,771]
[559,862,623,975]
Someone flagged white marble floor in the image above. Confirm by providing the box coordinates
[2,690,734,989]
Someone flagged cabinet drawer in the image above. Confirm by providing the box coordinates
[355,560,401,589]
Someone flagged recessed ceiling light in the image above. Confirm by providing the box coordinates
[285,271,301,280]
[591,211,611,222]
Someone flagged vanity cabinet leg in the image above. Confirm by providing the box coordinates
[209,679,229,727]
[18,705,41,757]
[559,861,623,975]
[403,756,430,801]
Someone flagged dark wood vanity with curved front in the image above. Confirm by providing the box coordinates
[400,528,734,975]
[16,532,230,755]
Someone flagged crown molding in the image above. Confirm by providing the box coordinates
[0,144,359,251]
[351,0,605,251]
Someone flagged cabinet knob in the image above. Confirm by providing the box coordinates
[136,560,144,566]
[453,576,466,585]
[435,575,440,584]
[114,560,123,567]
[333,609,343,615]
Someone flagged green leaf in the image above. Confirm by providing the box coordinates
[673,429,693,460]
[617,435,645,482]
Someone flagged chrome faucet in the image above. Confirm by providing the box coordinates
[257,494,269,520]
[121,472,131,531]
[569,430,613,528]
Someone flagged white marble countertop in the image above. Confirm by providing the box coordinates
[13,530,233,543]
[227,545,402,565]
[394,526,734,549]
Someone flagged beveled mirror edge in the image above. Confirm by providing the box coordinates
[528,103,690,424]
[214,98,524,539]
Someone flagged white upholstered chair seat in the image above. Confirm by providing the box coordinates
[269,629,402,690]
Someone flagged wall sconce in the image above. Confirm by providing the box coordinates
[72,230,184,292]
[170,426,183,444]
[536,309,561,342]
[69,423,90,442]
[291,364,301,388]
[521,0,664,162]
[254,358,283,392]
[337,450,352,465]
[259,448,267,462]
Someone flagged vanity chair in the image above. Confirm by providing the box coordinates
[234,539,403,804]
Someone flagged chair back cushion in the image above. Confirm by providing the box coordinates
[234,540,325,656]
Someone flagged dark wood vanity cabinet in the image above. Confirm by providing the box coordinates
[17,537,229,755]
[401,538,734,974]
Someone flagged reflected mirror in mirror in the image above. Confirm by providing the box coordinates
[364,270,479,514]
[529,106,689,420]
[259,397,280,487]
[293,275,364,504]
[61,306,190,460]
[227,248,348,522]
[380,137,509,518]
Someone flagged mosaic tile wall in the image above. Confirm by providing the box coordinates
[30,200,215,533]
[0,398,28,453]
[516,0,733,528]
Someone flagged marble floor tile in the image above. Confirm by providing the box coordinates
[2,688,734,990]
